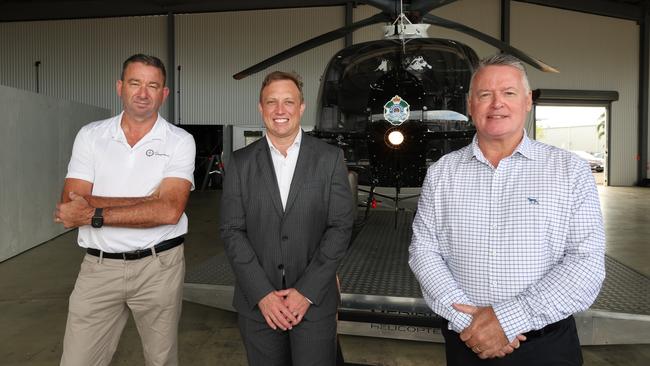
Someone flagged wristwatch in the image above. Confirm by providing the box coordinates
[91,208,104,228]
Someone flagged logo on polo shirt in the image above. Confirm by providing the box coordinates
[145,149,169,158]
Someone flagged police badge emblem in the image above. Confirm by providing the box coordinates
[383,95,410,125]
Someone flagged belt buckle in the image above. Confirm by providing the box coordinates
[122,249,144,260]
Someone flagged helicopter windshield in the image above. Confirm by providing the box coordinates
[317,38,478,132]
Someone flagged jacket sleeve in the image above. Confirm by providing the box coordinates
[294,149,354,305]
[220,154,275,309]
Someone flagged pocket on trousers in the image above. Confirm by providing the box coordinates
[156,246,184,268]
[79,254,98,274]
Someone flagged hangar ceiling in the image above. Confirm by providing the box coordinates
[0,0,646,22]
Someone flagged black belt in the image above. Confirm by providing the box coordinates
[86,236,184,260]
[522,315,572,339]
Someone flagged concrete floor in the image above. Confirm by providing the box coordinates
[1,187,649,365]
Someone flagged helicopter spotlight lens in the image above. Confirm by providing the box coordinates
[388,130,404,146]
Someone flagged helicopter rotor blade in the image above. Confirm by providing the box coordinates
[362,0,398,15]
[410,0,459,16]
[233,12,390,80]
[422,13,559,73]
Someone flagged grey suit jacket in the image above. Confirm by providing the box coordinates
[220,132,354,322]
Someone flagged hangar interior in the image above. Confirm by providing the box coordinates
[0,1,649,365]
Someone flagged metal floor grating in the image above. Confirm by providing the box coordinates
[338,210,421,298]
[592,255,650,314]
[186,210,650,316]
[186,253,235,286]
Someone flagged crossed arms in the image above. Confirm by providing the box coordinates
[55,177,191,228]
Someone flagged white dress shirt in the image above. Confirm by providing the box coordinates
[266,131,302,210]
[409,133,605,341]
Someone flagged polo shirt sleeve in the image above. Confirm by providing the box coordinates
[66,126,95,183]
[165,133,196,190]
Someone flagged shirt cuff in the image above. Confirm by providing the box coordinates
[492,299,531,342]
[305,296,313,305]
[448,311,472,334]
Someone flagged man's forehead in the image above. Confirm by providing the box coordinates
[124,63,164,77]
[474,67,524,86]
[261,84,300,97]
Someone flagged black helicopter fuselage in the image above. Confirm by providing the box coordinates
[310,38,478,189]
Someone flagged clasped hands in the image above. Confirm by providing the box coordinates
[453,303,527,359]
[258,288,311,331]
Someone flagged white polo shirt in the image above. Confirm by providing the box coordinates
[66,112,196,253]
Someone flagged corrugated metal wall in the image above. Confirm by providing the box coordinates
[175,7,344,126]
[0,0,643,185]
[0,16,168,118]
[511,2,639,186]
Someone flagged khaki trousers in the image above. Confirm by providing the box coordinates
[60,245,185,366]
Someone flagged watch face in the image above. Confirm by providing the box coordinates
[91,216,103,228]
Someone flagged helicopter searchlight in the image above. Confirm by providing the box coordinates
[386,129,405,147]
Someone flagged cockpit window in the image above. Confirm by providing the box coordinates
[317,39,477,132]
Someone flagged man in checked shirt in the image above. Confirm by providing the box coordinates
[409,54,605,365]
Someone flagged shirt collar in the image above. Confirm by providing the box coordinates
[266,130,302,156]
[466,129,535,163]
[111,111,166,143]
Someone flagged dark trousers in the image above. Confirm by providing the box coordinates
[442,316,583,366]
[238,313,337,366]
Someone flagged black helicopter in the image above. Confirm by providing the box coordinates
[233,0,558,222]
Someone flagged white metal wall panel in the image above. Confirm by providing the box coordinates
[0,16,168,118]
[0,85,109,262]
[511,3,639,186]
[175,7,344,127]
[0,2,643,185]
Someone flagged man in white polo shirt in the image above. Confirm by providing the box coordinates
[55,54,195,366]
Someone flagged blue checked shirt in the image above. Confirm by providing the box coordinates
[409,133,605,341]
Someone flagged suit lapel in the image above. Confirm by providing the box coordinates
[284,135,312,215]
[255,141,284,217]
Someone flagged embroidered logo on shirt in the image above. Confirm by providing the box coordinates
[527,197,539,205]
[145,149,169,158]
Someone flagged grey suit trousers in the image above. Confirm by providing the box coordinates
[238,313,337,366]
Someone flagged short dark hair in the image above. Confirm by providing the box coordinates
[121,54,167,86]
[259,71,304,103]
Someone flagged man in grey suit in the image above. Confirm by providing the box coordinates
[221,71,354,365]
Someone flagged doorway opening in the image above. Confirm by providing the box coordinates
[532,89,619,186]
[535,105,607,185]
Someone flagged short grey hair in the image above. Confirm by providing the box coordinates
[468,53,531,94]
